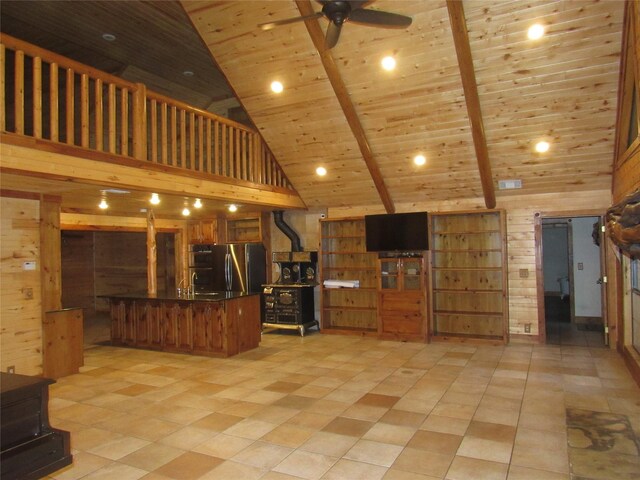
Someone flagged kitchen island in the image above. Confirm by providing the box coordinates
[104,291,261,358]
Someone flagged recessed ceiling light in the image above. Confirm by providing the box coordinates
[381,56,396,71]
[228,204,238,212]
[102,33,116,42]
[98,199,109,210]
[316,166,327,176]
[193,198,203,209]
[413,154,426,166]
[103,188,129,194]
[182,207,190,216]
[183,70,194,77]
[270,81,284,94]
[535,140,550,153]
[150,193,160,205]
[527,24,545,40]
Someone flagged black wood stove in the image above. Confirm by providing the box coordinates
[262,251,319,336]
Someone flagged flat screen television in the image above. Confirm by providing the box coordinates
[365,212,429,252]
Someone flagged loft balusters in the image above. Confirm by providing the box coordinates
[0,34,294,191]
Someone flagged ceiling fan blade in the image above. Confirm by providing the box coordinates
[325,21,342,49]
[259,12,323,31]
[348,8,412,28]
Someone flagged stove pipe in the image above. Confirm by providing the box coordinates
[273,210,302,252]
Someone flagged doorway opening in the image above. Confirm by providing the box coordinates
[540,216,606,347]
[61,230,176,348]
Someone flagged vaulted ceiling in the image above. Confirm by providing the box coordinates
[1,0,625,214]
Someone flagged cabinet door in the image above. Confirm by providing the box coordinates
[110,300,125,343]
[136,302,151,347]
[187,221,203,244]
[379,259,399,290]
[401,258,423,291]
[148,301,163,348]
[200,220,217,244]
[163,304,179,349]
[123,302,136,345]
[176,303,193,351]
[192,303,212,352]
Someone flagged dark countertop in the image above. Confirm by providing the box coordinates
[100,291,259,302]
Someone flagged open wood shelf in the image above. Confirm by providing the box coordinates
[320,218,378,334]
[430,211,508,343]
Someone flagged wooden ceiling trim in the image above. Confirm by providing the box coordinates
[446,0,496,210]
[294,0,395,214]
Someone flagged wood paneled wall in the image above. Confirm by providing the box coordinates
[0,196,43,375]
[328,189,612,340]
[61,231,96,316]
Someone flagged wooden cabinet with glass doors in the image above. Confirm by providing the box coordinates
[319,218,378,334]
[377,254,428,341]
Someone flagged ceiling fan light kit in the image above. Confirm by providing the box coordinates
[259,0,412,49]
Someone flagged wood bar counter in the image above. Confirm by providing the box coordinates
[104,292,261,357]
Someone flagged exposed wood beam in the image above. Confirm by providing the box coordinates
[295,0,395,214]
[446,0,496,209]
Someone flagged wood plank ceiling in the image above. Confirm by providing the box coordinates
[183,0,623,211]
[0,0,625,214]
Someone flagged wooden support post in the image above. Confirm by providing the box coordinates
[147,209,157,296]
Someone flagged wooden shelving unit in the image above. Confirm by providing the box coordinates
[320,217,378,335]
[225,215,263,243]
[377,254,428,342]
[430,211,508,343]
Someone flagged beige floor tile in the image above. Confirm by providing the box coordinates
[456,436,513,464]
[392,447,454,478]
[198,460,266,480]
[51,451,112,480]
[431,402,477,420]
[223,417,278,439]
[192,433,254,459]
[87,435,150,461]
[274,450,338,480]
[119,443,184,471]
[445,455,508,480]
[344,439,404,467]
[363,422,417,446]
[380,409,427,427]
[514,427,567,452]
[341,403,389,422]
[322,458,388,480]
[157,426,217,450]
[231,440,293,470]
[510,444,570,474]
[81,462,148,480]
[506,465,570,480]
[421,415,470,436]
[153,452,223,480]
[516,411,566,433]
[472,406,520,427]
[286,411,335,430]
[300,431,359,457]
[382,469,442,480]
[261,423,316,448]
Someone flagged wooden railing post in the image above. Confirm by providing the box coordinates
[133,82,147,160]
[147,209,157,296]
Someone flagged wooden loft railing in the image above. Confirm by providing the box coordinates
[0,34,293,190]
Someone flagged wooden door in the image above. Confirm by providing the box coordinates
[136,302,151,347]
[123,301,137,345]
[163,303,179,350]
[176,303,193,351]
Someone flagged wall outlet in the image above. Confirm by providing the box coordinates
[519,269,529,278]
[524,323,531,333]
[7,365,15,374]
[577,262,584,270]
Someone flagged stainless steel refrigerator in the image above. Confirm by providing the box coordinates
[209,243,266,293]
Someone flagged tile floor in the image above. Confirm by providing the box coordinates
[45,331,640,480]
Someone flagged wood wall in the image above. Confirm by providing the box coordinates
[62,231,175,315]
[0,196,43,375]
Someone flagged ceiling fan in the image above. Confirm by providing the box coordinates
[258,1,412,49]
